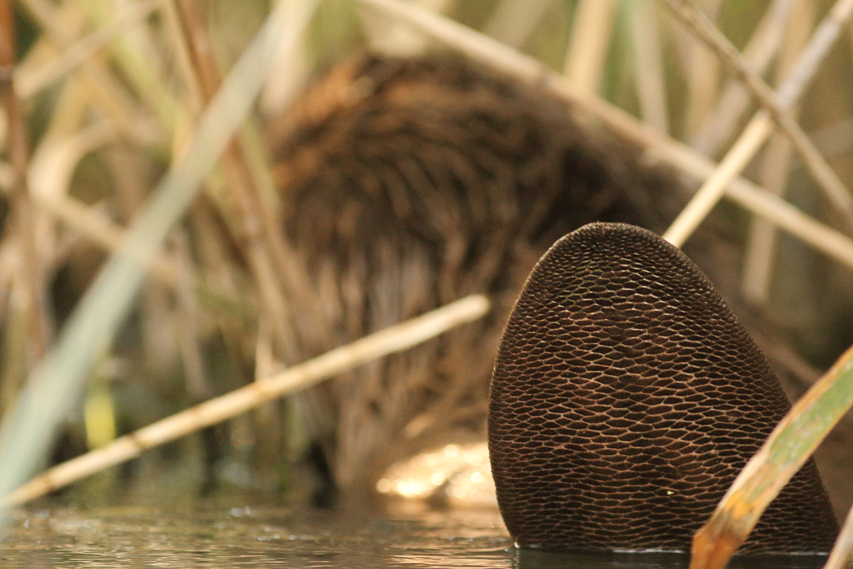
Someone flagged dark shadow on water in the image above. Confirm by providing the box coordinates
[515,549,830,569]
[516,549,690,569]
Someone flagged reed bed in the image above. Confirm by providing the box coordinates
[0,0,851,562]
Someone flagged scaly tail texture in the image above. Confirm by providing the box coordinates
[488,222,838,553]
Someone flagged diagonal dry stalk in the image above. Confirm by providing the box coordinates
[662,0,853,247]
[825,501,853,569]
[742,132,799,303]
[18,0,152,139]
[15,0,160,100]
[689,340,853,569]
[1,294,489,507]
[171,0,299,362]
[0,0,322,536]
[482,0,552,48]
[657,0,853,234]
[562,0,616,93]
[170,0,309,465]
[355,0,853,272]
[741,0,813,305]
[627,0,669,134]
[692,0,796,155]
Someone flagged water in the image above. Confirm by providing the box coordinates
[0,500,833,568]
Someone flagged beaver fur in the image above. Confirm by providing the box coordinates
[268,55,843,518]
[270,54,688,493]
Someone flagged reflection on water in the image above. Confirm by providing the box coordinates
[1,502,510,568]
[0,499,832,568]
[378,442,496,507]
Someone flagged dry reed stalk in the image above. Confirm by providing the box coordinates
[627,0,669,134]
[677,121,780,244]
[172,0,300,361]
[658,0,853,234]
[693,0,796,154]
[741,134,797,304]
[1,294,489,507]
[25,123,178,284]
[690,341,853,569]
[0,0,321,534]
[18,0,150,139]
[741,0,813,305]
[172,231,211,400]
[78,0,181,131]
[355,0,853,271]
[187,204,256,343]
[678,0,721,139]
[656,142,853,270]
[41,195,178,284]
[160,0,204,112]
[824,504,853,569]
[663,0,853,247]
[0,0,51,360]
[141,1,255,330]
[15,0,160,100]
[562,0,616,92]
[482,0,552,48]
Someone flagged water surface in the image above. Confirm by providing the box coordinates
[0,499,832,568]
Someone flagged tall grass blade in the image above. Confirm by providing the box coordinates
[0,0,321,537]
[690,342,853,569]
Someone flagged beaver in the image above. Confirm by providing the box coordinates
[269,55,844,541]
[271,54,676,494]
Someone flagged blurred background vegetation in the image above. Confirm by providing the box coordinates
[0,0,851,515]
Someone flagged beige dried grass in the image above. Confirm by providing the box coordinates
[1,294,489,507]
[0,2,849,561]
[357,0,853,268]
[0,0,322,533]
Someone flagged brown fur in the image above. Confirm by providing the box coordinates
[269,55,844,512]
[271,55,687,493]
